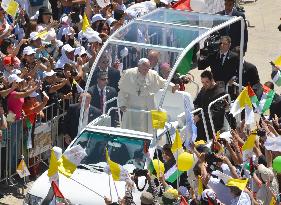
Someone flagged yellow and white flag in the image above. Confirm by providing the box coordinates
[171,130,184,159]
[242,133,257,151]
[82,13,90,32]
[1,0,19,18]
[230,86,254,124]
[16,159,30,178]
[105,149,128,181]
[58,145,87,178]
[226,178,248,191]
[47,147,62,181]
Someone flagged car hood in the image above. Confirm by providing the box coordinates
[28,168,145,205]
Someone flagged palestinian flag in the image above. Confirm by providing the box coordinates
[258,85,275,113]
[247,85,259,110]
[171,0,191,11]
[148,159,165,178]
[272,69,281,87]
[164,164,183,183]
[52,181,65,204]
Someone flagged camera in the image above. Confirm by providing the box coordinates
[133,168,148,177]
[212,100,227,112]
[200,32,221,57]
[205,152,223,164]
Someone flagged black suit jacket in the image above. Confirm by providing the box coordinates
[242,61,260,86]
[198,51,239,84]
[88,85,118,123]
[90,67,121,92]
[217,9,248,52]
[63,103,96,140]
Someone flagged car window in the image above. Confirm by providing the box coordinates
[72,130,151,169]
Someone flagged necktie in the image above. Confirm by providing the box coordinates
[220,54,225,66]
[100,89,104,112]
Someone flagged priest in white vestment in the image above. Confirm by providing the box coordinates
[118,58,178,133]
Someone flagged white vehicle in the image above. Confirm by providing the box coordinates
[24,126,153,205]
[24,7,244,205]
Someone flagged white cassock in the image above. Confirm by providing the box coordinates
[118,67,173,134]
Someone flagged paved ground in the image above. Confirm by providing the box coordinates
[0,1,280,204]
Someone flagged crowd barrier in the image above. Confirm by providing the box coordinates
[0,98,73,185]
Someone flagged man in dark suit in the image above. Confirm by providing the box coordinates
[90,54,121,92]
[63,93,95,144]
[88,71,118,126]
[232,46,260,87]
[193,71,226,141]
[217,0,248,52]
[198,36,239,86]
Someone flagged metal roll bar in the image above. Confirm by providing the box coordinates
[103,97,118,114]
[207,94,231,137]
[191,108,209,142]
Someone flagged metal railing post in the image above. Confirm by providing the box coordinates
[207,94,231,138]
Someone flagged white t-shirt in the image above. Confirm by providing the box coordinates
[230,192,251,205]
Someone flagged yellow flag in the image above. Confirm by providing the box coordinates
[16,159,30,178]
[198,175,203,196]
[151,110,167,129]
[47,148,61,178]
[171,130,183,158]
[82,13,90,32]
[226,178,248,191]
[238,87,253,109]
[106,149,122,181]
[242,133,257,151]
[36,30,48,39]
[274,55,281,66]
[57,145,87,178]
[269,196,277,205]
[6,0,19,18]
[216,131,220,140]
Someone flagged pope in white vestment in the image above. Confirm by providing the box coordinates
[118,58,176,134]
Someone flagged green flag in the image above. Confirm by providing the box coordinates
[176,48,194,75]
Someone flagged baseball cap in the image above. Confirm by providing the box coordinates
[8,74,24,83]
[74,46,87,57]
[62,44,75,53]
[91,14,106,23]
[106,17,117,27]
[30,32,40,41]
[22,46,36,55]
[43,70,56,78]
[62,27,73,36]
[2,56,13,66]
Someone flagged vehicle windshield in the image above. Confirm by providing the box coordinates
[72,130,151,169]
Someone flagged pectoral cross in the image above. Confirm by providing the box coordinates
[137,88,141,96]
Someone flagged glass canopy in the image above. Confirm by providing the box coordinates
[79,8,244,133]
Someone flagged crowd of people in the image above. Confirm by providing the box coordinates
[0,0,280,204]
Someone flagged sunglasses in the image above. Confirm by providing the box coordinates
[99,78,108,81]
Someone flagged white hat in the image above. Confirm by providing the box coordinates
[8,74,24,83]
[43,70,56,78]
[56,40,64,48]
[88,34,102,44]
[106,17,116,27]
[30,32,40,41]
[62,44,75,53]
[45,30,57,42]
[62,27,74,36]
[22,46,36,55]
[91,14,106,23]
[74,46,87,56]
[61,15,71,25]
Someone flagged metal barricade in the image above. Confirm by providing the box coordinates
[207,94,231,137]
[0,98,70,185]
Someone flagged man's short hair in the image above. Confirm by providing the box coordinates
[220,35,231,44]
[265,81,274,90]
[200,70,214,80]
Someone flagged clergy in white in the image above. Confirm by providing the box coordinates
[118,58,178,133]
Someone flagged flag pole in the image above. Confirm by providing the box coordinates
[21,155,25,195]
[69,178,104,198]
[108,175,112,201]
[113,180,120,199]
